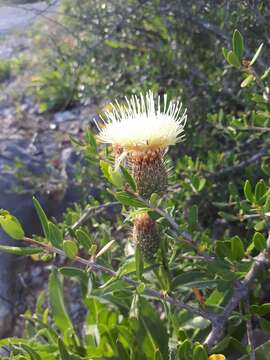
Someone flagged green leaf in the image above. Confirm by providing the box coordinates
[252,232,266,252]
[178,339,193,360]
[48,222,63,248]
[205,288,225,306]
[254,220,265,231]
[222,47,229,61]
[33,197,50,238]
[218,211,238,222]
[244,180,253,203]
[264,196,270,213]
[0,244,42,256]
[63,240,78,259]
[251,303,270,316]
[231,236,245,261]
[233,29,244,60]
[215,240,232,259]
[188,205,198,228]
[227,50,241,67]
[109,167,125,188]
[239,339,270,360]
[250,43,264,66]
[0,215,24,240]
[261,66,270,80]
[100,160,111,181]
[261,163,270,176]
[114,191,146,208]
[259,318,270,332]
[75,229,92,250]
[240,74,254,88]
[48,270,74,334]
[58,337,71,360]
[136,282,145,294]
[20,344,41,360]
[255,180,266,203]
[85,130,97,154]
[120,166,137,192]
[149,193,159,207]
[59,267,88,298]
[192,344,208,360]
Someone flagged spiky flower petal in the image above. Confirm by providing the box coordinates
[96,91,187,151]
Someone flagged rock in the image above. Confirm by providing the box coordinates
[0,5,97,337]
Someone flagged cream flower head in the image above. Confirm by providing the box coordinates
[96,91,187,151]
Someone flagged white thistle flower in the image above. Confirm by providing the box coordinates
[96,91,187,151]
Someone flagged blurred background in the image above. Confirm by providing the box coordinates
[0,0,269,348]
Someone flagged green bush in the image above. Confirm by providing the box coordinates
[0,27,270,359]
[0,59,11,83]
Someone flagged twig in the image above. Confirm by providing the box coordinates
[245,301,256,360]
[67,201,119,233]
[208,147,268,179]
[235,126,270,133]
[204,231,270,348]
[23,237,213,321]
[177,254,215,261]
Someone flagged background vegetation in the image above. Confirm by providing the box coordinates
[0,0,270,359]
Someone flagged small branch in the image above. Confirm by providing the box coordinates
[245,301,256,360]
[177,254,214,261]
[67,201,119,233]
[205,239,270,347]
[235,126,270,133]
[208,147,268,179]
[23,237,212,321]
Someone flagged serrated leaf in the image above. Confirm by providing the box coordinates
[250,43,264,66]
[0,215,25,240]
[33,197,49,238]
[0,245,42,256]
[63,240,78,259]
[231,236,245,261]
[233,29,244,60]
[252,232,266,252]
[240,74,254,88]
[227,50,241,67]
[114,191,146,208]
[48,270,74,334]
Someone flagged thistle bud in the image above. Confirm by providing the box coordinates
[133,213,160,260]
